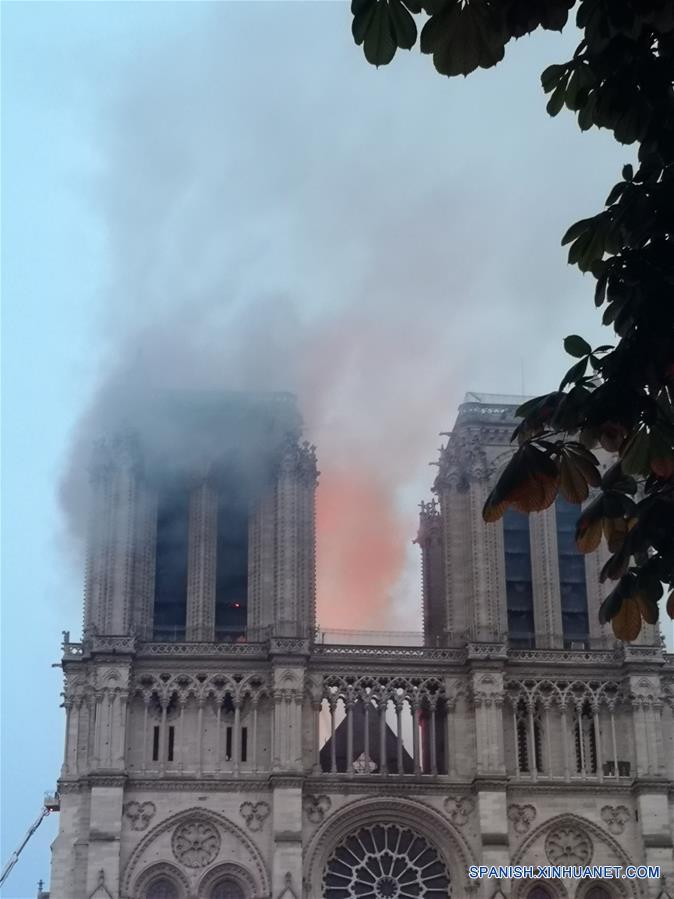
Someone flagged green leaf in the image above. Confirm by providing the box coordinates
[420,6,450,53]
[594,269,609,306]
[564,334,592,358]
[546,81,566,116]
[541,63,567,93]
[424,0,507,77]
[352,0,377,44]
[621,427,651,475]
[567,230,592,266]
[389,0,418,49]
[420,0,447,14]
[515,394,551,419]
[564,68,582,110]
[561,217,592,246]
[577,90,597,131]
[560,357,589,389]
[599,581,625,624]
[576,63,596,90]
[363,0,397,66]
[605,182,626,205]
[540,0,572,31]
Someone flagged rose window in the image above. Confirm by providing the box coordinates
[544,826,593,865]
[323,823,451,898]
[171,819,221,868]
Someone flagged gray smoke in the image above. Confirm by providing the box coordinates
[59,3,626,628]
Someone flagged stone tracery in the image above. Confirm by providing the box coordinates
[544,825,593,865]
[171,819,221,868]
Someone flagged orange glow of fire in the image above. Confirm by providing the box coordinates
[315,466,407,630]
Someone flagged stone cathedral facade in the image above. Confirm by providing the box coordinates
[49,392,674,899]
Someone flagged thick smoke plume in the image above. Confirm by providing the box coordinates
[60,4,609,629]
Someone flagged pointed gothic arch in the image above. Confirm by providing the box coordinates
[198,862,259,899]
[576,883,625,899]
[513,881,568,899]
[511,814,638,899]
[128,862,189,899]
[121,806,270,899]
[302,795,477,897]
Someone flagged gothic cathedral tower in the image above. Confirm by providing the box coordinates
[51,392,318,899]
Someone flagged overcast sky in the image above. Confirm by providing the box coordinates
[2,3,672,895]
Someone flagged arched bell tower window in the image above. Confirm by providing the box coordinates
[556,497,589,647]
[146,878,179,899]
[153,484,190,640]
[211,880,245,899]
[215,480,249,642]
[503,508,535,647]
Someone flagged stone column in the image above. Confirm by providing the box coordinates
[131,485,157,640]
[435,434,509,644]
[297,446,317,638]
[84,434,142,637]
[84,450,113,637]
[469,477,495,641]
[247,487,277,640]
[85,693,96,770]
[529,504,563,648]
[186,477,217,641]
[61,698,74,776]
[414,500,447,645]
[438,482,473,639]
[274,440,317,638]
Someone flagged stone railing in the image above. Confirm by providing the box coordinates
[311,644,466,663]
[456,401,520,426]
[508,647,622,666]
[622,644,666,664]
[138,641,268,658]
[62,641,84,659]
[60,632,666,670]
[90,635,137,654]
